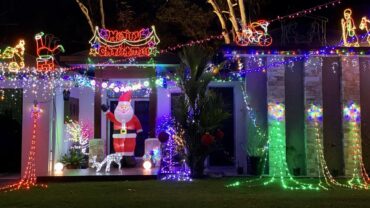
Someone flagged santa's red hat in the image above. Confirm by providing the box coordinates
[118,91,132,103]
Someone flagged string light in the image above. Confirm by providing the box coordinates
[157,116,191,181]
[89,26,160,58]
[343,102,370,189]
[65,120,93,155]
[270,0,341,23]
[0,102,47,192]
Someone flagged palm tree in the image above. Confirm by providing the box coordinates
[174,46,230,178]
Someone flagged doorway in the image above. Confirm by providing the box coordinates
[0,89,23,177]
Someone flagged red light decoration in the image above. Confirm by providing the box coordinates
[236,20,273,47]
[0,103,47,192]
[89,26,160,58]
[35,32,65,72]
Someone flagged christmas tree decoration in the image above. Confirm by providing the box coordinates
[0,39,25,73]
[89,26,160,58]
[343,102,370,189]
[157,115,191,181]
[201,133,214,146]
[0,102,47,192]
[35,32,65,72]
[306,104,352,189]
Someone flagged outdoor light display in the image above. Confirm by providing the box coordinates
[89,26,160,58]
[0,103,47,192]
[341,8,359,47]
[65,120,93,155]
[359,17,370,45]
[35,32,65,72]
[343,102,370,189]
[157,116,191,181]
[236,20,272,47]
[0,39,25,73]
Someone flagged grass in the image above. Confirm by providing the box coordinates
[1,179,370,208]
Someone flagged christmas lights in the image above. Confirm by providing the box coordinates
[157,116,191,181]
[236,20,272,47]
[0,40,25,73]
[341,9,359,47]
[89,26,160,58]
[343,102,370,189]
[270,0,341,23]
[65,120,93,155]
[0,102,47,192]
[91,153,122,172]
[359,17,370,45]
[35,32,65,72]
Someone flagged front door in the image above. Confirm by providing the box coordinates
[0,89,22,177]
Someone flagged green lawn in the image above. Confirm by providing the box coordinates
[1,179,370,208]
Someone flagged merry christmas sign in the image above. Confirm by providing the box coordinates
[89,26,160,58]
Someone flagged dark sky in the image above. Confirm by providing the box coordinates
[0,0,369,55]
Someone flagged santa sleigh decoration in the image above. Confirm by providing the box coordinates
[92,91,143,172]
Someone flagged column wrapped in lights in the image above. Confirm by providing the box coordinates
[0,102,47,192]
[344,102,370,189]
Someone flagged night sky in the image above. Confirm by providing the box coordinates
[0,0,369,55]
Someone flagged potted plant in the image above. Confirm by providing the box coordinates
[60,149,85,169]
[246,126,267,176]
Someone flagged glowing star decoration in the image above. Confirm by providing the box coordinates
[236,20,272,47]
[0,40,25,72]
[341,8,359,47]
[35,32,65,72]
[307,104,323,122]
[344,102,361,123]
[0,102,47,192]
[359,17,370,45]
[89,26,160,58]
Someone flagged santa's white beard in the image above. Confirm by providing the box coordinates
[114,106,134,123]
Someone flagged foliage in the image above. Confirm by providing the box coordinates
[174,46,230,177]
[156,0,215,47]
[60,149,85,169]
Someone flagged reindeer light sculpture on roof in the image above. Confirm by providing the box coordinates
[35,32,65,72]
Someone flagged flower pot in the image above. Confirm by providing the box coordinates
[247,156,261,176]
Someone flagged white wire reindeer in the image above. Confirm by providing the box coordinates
[90,154,122,172]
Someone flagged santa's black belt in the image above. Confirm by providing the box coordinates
[113,129,137,134]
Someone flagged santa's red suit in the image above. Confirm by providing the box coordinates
[105,91,142,156]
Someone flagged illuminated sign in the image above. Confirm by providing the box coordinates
[89,26,160,58]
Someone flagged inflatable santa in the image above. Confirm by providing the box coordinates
[102,91,142,156]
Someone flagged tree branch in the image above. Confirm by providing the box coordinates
[99,0,105,28]
[238,0,247,26]
[75,0,95,34]
[227,0,240,40]
[207,0,231,44]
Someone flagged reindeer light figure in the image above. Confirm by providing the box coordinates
[0,40,25,73]
[360,17,370,45]
[35,32,65,72]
